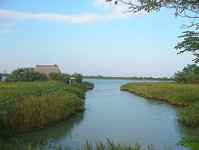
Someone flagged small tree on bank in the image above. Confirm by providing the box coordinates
[174,64,199,84]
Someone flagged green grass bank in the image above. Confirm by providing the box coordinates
[121,82,199,127]
[0,81,65,103]
[1,137,198,150]
[0,81,94,131]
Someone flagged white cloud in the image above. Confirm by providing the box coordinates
[0,9,108,26]
[93,0,146,18]
[93,0,110,9]
[0,1,148,27]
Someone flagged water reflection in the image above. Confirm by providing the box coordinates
[6,111,84,145]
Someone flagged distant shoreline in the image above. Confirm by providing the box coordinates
[83,77,173,81]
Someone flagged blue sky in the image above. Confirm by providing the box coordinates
[0,0,195,77]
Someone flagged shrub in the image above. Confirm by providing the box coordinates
[49,72,71,83]
[9,68,48,82]
[174,64,199,84]
[176,137,199,150]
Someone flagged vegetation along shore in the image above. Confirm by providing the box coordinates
[0,67,94,133]
[1,137,198,150]
[121,64,199,127]
[121,82,199,127]
[83,75,173,81]
[0,81,93,132]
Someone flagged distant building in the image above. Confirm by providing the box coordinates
[34,64,61,75]
[69,77,76,84]
[1,76,7,82]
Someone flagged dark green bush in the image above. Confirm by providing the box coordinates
[49,72,71,83]
[174,64,199,84]
[9,68,48,82]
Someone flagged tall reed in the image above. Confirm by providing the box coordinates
[0,81,65,103]
[0,138,144,150]
[178,105,199,127]
[0,82,93,131]
[121,82,199,105]
[121,82,199,127]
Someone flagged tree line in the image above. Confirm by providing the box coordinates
[0,68,83,83]
[84,75,172,81]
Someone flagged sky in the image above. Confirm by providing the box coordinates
[0,0,195,77]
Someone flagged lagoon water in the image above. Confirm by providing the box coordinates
[8,79,199,149]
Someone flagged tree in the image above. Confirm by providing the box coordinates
[49,72,62,81]
[182,63,199,74]
[175,31,199,63]
[174,64,199,84]
[23,70,48,81]
[10,68,48,82]
[106,0,199,63]
[61,73,71,83]
[106,0,199,19]
[49,72,71,83]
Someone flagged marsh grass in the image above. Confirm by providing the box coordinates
[121,82,199,127]
[83,139,143,150]
[71,82,94,91]
[121,82,199,105]
[0,138,152,150]
[0,82,93,131]
[178,105,199,127]
[0,81,65,103]
[0,137,194,150]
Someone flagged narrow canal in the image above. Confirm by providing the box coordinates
[7,79,199,149]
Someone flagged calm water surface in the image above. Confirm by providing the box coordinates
[8,79,199,149]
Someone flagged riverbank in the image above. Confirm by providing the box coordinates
[121,82,199,127]
[83,76,173,81]
[0,81,94,132]
[0,138,142,150]
[1,137,197,150]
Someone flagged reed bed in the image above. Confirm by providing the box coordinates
[178,105,199,127]
[121,82,199,105]
[121,82,199,127]
[0,138,145,150]
[0,81,65,103]
[1,137,196,150]
[0,82,93,131]
[71,82,95,91]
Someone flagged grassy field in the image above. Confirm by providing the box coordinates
[0,81,65,103]
[0,81,94,131]
[121,82,199,127]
